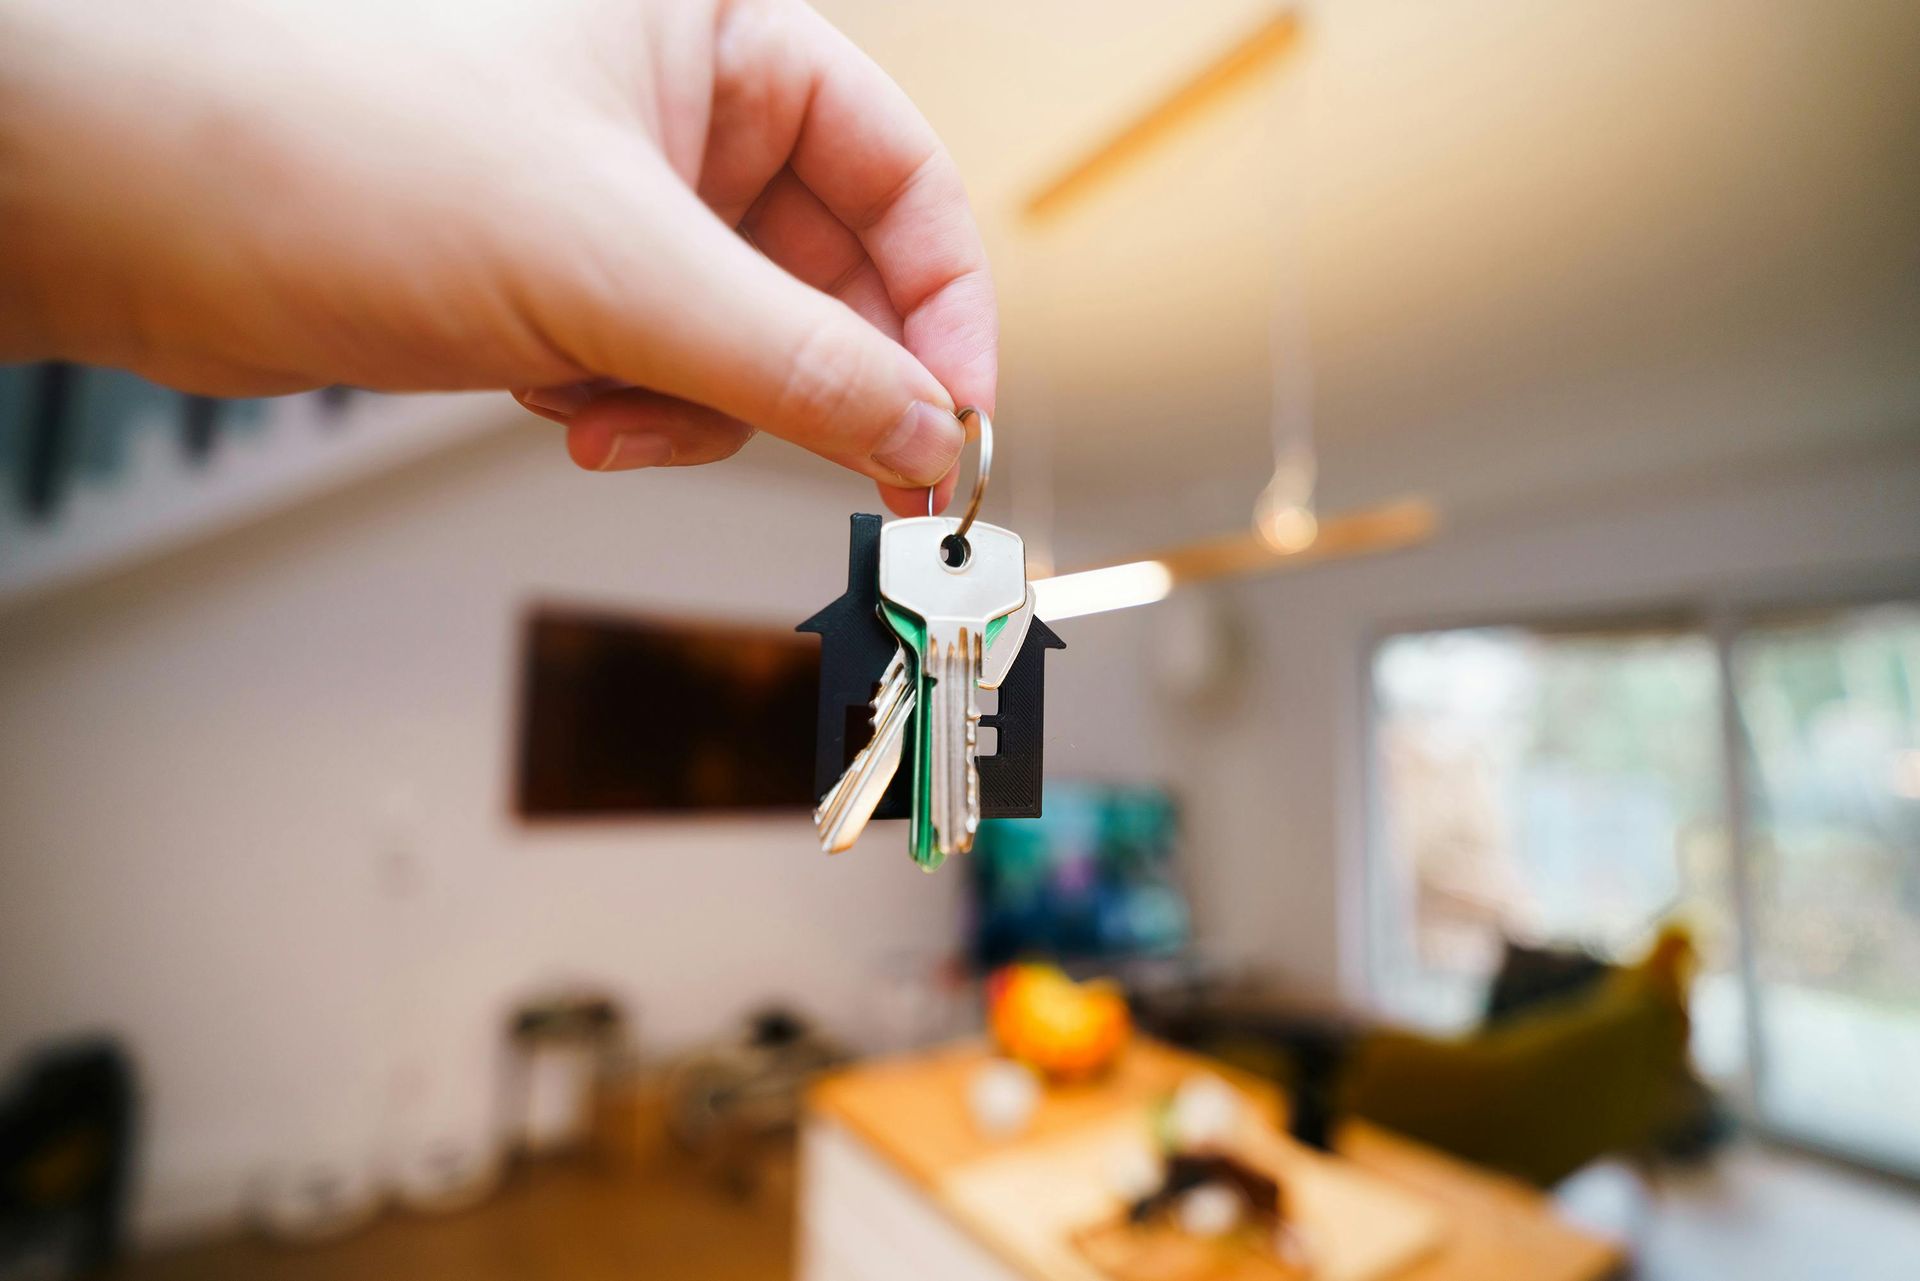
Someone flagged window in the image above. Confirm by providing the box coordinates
[1736,603,1920,1171]
[1367,600,1920,1177]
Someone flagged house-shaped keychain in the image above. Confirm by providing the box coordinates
[799,514,1062,820]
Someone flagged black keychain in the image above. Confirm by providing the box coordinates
[798,409,1061,863]
[799,512,1061,821]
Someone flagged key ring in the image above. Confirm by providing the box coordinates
[925,406,993,543]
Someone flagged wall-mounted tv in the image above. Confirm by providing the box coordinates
[514,606,820,816]
[967,782,1188,970]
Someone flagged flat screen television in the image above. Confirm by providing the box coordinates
[967,782,1188,970]
[515,606,820,816]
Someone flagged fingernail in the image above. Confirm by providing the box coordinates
[872,402,962,486]
[597,433,674,471]
[522,385,592,416]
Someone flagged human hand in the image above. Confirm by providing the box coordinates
[0,0,994,513]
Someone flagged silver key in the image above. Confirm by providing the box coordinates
[814,647,913,852]
[815,648,905,819]
[879,517,1027,859]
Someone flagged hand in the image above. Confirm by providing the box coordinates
[0,0,994,514]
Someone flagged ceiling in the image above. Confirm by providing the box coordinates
[812,0,1920,545]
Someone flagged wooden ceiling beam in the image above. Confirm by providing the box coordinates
[1022,9,1303,225]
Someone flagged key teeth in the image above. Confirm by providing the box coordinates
[815,657,914,854]
[965,627,982,844]
[932,636,955,858]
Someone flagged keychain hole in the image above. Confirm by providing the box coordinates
[940,534,971,570]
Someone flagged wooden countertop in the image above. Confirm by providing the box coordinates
[808,1038,1623,1281]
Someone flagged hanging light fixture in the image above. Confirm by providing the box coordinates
[1008,6,1437,620]
[1253,447,1318,554]
[1253,16,1319,556]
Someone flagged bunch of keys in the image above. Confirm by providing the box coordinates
[808,409,1043,870]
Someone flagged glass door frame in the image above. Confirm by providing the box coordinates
[1709,607,1766,1121]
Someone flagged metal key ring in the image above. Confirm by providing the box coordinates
[925,406,993,542]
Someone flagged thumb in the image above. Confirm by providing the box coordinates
[575,168,964,489]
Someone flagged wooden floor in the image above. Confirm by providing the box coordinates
[111,1154,794,1281]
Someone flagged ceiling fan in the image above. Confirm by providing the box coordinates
[1034,499,1437,621]
[1016,8,1438,615]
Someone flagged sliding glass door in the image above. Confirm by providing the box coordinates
[1733,603,1920,1174]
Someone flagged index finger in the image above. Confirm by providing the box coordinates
[779,2,998,417]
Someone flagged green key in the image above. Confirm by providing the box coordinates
[880,601,941,869]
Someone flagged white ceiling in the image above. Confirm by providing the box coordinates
[814,0,1920,544]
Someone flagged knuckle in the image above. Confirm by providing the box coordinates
[772,323,866,447]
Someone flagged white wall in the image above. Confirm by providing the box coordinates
[0,421,1162,1244]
